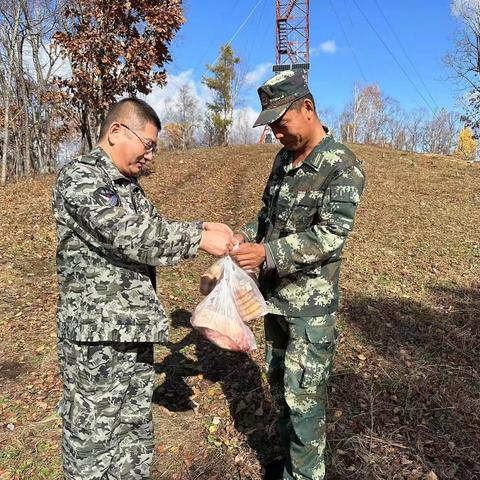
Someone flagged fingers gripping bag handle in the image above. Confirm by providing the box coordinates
[191,256,257,352]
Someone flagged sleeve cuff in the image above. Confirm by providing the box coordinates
[184,223,203,258]
[263,243,277,273]
[241,230,252,242]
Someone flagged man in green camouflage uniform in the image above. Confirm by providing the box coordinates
[52,98,233,479]
[231,71,365,480]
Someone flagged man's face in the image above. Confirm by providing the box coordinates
[269,106,309,151]
[112,122,159,177]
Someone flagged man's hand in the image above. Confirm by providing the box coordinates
[199,230,233,257]
[203,222,233,236]
[230,242,266,270]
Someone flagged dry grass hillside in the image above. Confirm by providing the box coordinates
[0,144,479,480]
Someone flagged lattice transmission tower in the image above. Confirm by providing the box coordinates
[260,0,310,143]
[274,0,310,73]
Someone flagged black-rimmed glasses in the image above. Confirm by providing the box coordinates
[120,123,158,154]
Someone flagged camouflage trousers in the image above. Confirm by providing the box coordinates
[265,313,337,480]
[57,339,155,480]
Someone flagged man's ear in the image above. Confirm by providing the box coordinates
[107,122,123,146]
[303,99,315,120]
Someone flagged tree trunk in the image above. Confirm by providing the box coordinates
[1,4,21,187]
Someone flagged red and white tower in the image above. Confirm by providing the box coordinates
[259,1,311,143]
[274,0,310,73]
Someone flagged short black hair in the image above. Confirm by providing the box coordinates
[289,93,316,113]
[98,97,161,140]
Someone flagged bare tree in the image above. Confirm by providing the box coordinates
[230,109,257,145]
[404,108,427,153]
[318,107,339,138]
[162,83,201,150]
[0,0,67,185]
[0,2,20,186]
[422,109,458,155]
[381,98,408,150]
[340,83,386,145]
[445,0,480,136]
[340,82,364,143]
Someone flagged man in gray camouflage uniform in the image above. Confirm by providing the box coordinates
[231,71,365,480]
[52,97,233,479]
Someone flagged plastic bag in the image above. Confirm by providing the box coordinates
[198,255,268,321]
[191,256,267,352]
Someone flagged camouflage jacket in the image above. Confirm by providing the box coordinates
[243,134,365,317]
[52,147,202,343]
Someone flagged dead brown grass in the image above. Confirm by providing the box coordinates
[0,144,478,479]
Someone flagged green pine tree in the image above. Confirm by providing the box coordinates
[202,45,240,146]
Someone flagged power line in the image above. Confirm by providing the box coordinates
[191,2,240,72]
[213,0,266,64]
[228,0,266,45]
[244,0,269,68]
[327,0,368,83]
[372,0,439,110]
[351,0,436,114]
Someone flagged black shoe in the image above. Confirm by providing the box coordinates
[264,459,285,480]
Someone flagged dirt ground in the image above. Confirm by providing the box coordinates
[0,144,479,479]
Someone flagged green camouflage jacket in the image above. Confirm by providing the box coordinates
[243,134,365,317]
[52,147,202,343]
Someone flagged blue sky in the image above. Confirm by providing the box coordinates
[147,0,462,129]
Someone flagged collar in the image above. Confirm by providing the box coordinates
[283,133,335,172]
[303,134,335,171]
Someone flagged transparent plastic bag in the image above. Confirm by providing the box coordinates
[191,256,265,352]
[199,248,268,322]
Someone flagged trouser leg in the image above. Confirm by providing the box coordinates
[108,344,155,480]
[57,339,155,480]
[284,317,337,480]
[264,314,290,458]
[265,315,337,480]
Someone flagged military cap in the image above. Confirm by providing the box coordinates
[253,70,311,127]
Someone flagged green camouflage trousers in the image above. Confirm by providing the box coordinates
[265,313,337,480]
[57,339,155,480]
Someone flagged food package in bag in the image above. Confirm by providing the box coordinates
[229,263,268,322]
[191,257,257,352]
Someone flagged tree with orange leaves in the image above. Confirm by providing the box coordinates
[54,0,184,151]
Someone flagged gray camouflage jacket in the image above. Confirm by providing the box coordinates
[243,134,365,317]
[52,146,202,343]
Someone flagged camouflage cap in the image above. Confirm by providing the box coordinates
[253,70,310,127]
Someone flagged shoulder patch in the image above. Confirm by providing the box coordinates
[93,187,120,207]
[77,155,98,166]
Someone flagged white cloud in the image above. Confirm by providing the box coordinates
[311,40,337,56]
[243,62,273,87]
[143,70,262,144]
[143,70,204,119]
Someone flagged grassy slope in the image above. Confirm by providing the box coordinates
[0,144,478,480]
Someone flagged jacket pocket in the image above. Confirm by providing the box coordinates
[287,192,319,230]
